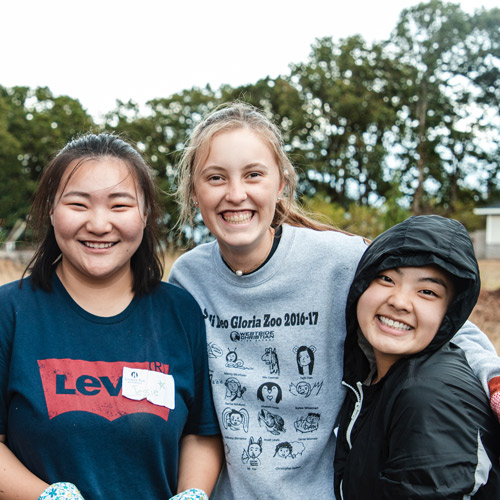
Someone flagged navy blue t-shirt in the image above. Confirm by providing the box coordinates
[0,274,219,499]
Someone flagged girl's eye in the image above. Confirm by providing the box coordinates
[248,172,262,179]
[376,274,394,284]
[420,289,438,297]
[208,175,223,182]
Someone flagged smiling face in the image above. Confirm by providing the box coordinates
[192,127,285,265]
[356,265,454,380]
[298,350,311,367]
[52,157,146,287]
[226,379,238,393]
[230,412,243,426]
[263,384,279,401]
[277,446,291,458]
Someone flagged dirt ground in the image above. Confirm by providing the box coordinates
[1,256,499,354]
[469,260,500,354]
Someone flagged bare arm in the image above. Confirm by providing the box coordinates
[177,434,223,495]
[0,435,48,500]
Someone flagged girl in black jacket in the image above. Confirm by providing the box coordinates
[334,215,500,499]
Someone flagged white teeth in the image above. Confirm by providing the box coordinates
[223,212,252,224]
[84,242,114,249]
[378,316,412,331]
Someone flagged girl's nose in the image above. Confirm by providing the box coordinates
[387,290,412,312]
[85,209,112,234]
[225,180,247,203]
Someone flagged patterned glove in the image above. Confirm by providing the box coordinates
[488,376,500,423]
[169,488,208,500]
[38,483,85,500]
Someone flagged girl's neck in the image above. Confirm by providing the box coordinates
[220,226,276,276]
[56,261,135,317]
[372,351,402,384]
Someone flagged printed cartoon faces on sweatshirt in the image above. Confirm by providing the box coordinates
[204,307,326,472]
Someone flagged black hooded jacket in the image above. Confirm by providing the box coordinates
[334,215,500,499]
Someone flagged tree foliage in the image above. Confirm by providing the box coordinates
[384,1,500,213]
[0,85,93,231]
[1,1,498,243]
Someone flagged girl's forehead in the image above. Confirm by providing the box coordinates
[194,127,277,172]
[57,157,140,195]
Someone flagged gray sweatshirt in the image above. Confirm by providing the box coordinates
[169,224,500,500]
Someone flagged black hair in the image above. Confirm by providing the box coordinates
[23,133,164,295]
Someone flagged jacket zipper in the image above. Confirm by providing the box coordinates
[341,381,364,450]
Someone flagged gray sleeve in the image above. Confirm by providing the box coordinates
[452,320,500,396]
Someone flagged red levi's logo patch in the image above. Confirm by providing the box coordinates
[37,359,171,422]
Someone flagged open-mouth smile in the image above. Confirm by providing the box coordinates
[221,210,254,224]
[377,315,412,331]
[82,241,117,249]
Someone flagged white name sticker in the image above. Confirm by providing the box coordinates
[122,367,175,409]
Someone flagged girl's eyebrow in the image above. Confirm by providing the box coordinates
[419,276,449,288]
[62,190,136,200]
[391,267,449,288]
[203,162,270,171]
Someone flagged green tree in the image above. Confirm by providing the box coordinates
[386,1,500,213]
[287,36,398,208]
[0,85,94,233]
[0,91,26,231]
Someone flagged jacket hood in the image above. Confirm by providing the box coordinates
[343,215,481,384]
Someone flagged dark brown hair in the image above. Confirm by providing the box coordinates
[24,133,164,295]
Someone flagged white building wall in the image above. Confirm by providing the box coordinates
[486,215,500,245]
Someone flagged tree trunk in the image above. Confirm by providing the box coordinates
[412,83,428,215]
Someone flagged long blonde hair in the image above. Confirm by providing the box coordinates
[176,102,337,234]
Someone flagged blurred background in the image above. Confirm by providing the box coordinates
[0,0,499,349]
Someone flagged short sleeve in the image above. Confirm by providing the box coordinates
[0,282,17,434]
[182,306,219,436]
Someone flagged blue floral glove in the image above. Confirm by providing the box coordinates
[38,482,85,500]
[169,488,208,500]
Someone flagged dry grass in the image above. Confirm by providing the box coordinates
[0,251,182,286]
[478,260,500,291]
[0,258,25,286]
[472,261,500,355]
[1,255,499,353]
[162,251,181,279]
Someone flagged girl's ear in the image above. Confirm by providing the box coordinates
[278,176,287,200]
[142,204,150,226]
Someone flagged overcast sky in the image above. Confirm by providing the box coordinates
[1,0,497,119]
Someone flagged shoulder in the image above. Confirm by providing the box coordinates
[382,353,499,474]
[286,224,367,250]
[169,241,216,275]
[391,349,487,417]
[0,276,39,304]
[0,278,22,295]
[0,277,44,338]
[150,281,202,310]
[283,225,368,266]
